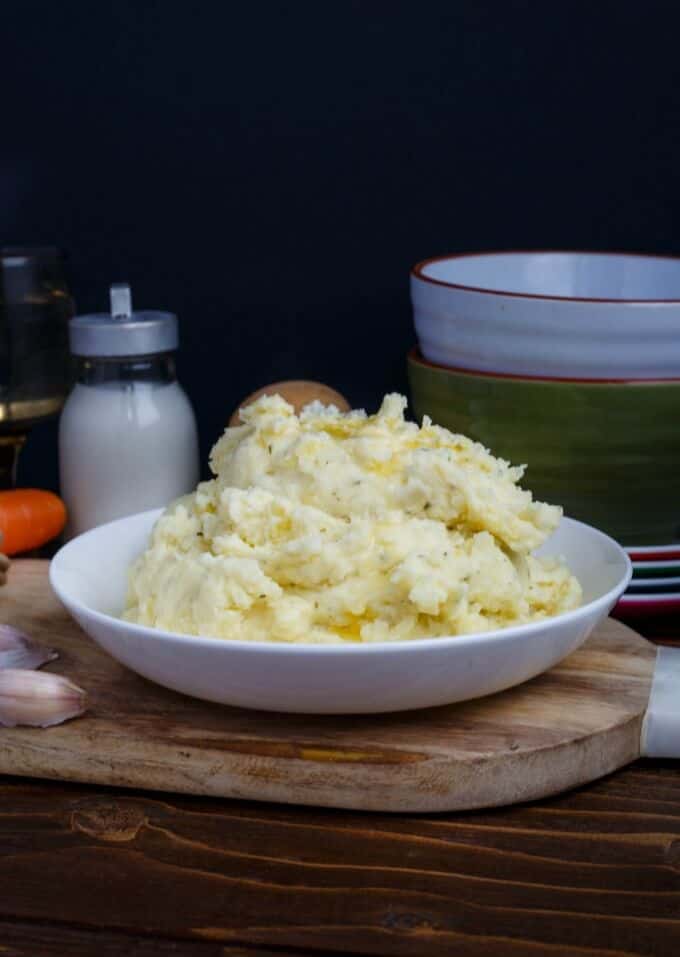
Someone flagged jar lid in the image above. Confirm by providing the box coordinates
[69,283,179,357]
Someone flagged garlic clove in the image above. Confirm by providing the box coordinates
[0,669,87,728]
[0,625,58,671]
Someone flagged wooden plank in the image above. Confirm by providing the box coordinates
[0,770,679,956]
[0,561,658,811]
[0,920,328,957]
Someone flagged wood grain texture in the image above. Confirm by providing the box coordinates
[0,921,327,957]
[0,561,658,812]
[1,768,679,956]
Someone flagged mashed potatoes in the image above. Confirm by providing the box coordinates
[124,394,581,643]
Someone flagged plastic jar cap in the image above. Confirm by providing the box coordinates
[68,283,179,357]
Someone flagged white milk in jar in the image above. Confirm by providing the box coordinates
[59,284,199,538]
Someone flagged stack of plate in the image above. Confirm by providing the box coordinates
[408,251,680,618]
[619,544,680,616]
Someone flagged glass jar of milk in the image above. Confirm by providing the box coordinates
[59,283,199,538]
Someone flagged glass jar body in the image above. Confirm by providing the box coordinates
[59,353,200,538]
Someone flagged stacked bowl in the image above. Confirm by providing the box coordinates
[408,251,680,617]
[621,543,680,617]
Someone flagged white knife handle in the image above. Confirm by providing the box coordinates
[641,646,680,758]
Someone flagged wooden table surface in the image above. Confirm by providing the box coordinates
[2,608,679,957]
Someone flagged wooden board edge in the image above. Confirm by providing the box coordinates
[0,712,645,813]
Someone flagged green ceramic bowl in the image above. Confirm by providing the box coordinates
[407,349,680,546]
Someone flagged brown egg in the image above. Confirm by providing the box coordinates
[229,380,351,426]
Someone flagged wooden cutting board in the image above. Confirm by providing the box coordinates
[0,561,658,813]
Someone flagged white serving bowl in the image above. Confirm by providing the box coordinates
[411,251,680,379]
[49,509,631,714]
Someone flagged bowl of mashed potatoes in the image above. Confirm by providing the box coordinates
[50,394,631,713]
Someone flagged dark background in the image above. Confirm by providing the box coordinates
[4,0,680,492]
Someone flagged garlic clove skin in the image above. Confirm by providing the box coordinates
[0,669,87,728]
[0,625,58,671]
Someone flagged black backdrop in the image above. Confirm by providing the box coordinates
[5,0,680,492]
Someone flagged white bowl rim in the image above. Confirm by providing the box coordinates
[628,575,680,587]
[49,512,631,656]
[412,249,680,305]
[618,591,680,605]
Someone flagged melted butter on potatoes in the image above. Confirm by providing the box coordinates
[124,394,581,643]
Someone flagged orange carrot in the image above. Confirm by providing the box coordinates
[0,489,67,555]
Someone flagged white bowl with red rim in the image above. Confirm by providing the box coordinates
[411,250,680,379]
[626,544,680,562]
